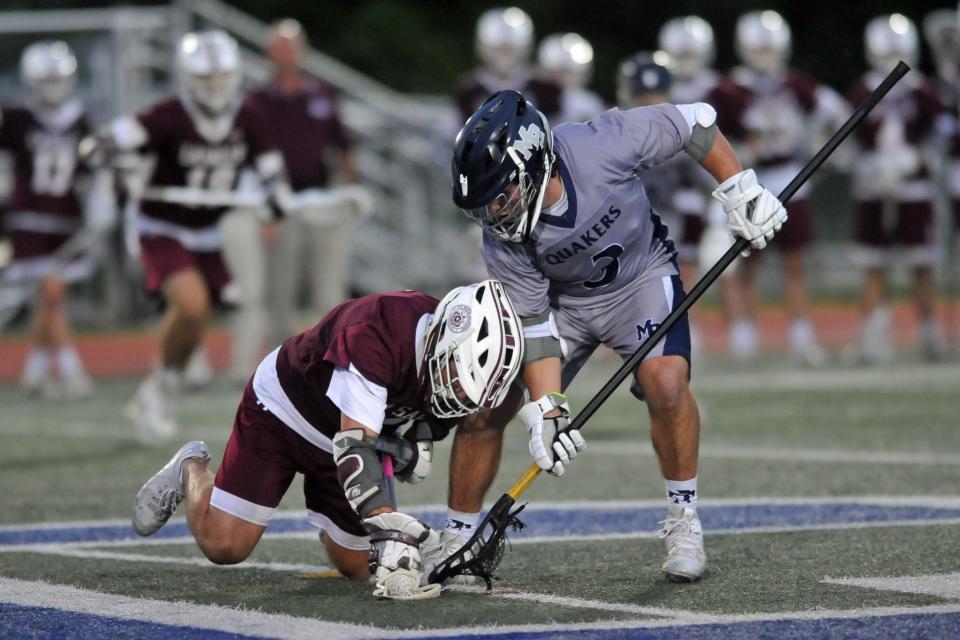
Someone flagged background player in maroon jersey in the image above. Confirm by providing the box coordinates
[131,280,524,600]
[88,30,294,441]
[0,41,114,398]
[847,15,944,363]
[222,18,359,382]
[709,10,841,366]
[454,7,562,125]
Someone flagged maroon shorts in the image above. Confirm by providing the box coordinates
[770,198,814,251]
[854,200,935,247]
[4,229,93,284]
[139,234,231,300]
[213,381,365,539]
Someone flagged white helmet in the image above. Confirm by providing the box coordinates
[20,41,77,106]
[923,10,957,81]
[658,16,715,80]
[476,7,534,77]
[865,14,919,75]
[423,280,524,418]
[177,30,241,115]
[537,32,594,88]
[736,10,791,74]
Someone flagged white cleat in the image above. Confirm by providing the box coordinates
[132,440,211,536]
[183,346,214,391]
[126,374,180,443]
[658,507,707,582]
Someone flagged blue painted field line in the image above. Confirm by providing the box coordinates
[0,603,263,640]
[2,503,959,547]
[423,612,960,640]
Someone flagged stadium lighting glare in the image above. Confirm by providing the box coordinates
[761,10,784,31]
[652,49,671,66]
[503,7,531,35]
[889,13,910,35]
[562,34,593,64]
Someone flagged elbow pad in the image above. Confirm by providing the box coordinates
[522,311,566,365]
[678,102,718,163]
[332,429,395,518]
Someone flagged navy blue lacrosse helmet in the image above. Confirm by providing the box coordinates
[452,90,554,243]
[617,53,672,107]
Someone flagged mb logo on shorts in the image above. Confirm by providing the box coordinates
[635,318,662,342]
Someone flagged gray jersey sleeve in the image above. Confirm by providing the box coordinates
[558,104,692,178]
[481,231,550,317]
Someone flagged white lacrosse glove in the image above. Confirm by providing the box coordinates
[712,169,787,257]
[518,392,586,477]
[362,512,441,600]
[390,421,433,485]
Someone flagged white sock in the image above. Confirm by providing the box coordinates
[789,317,815,351]
[666,477,698,511]
[445,509,480,542]
[56,346,85,378]
[156,367,183,393]
[22,348,51,382]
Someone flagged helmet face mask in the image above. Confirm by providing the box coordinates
[453,91,554,244]
[423,280,524,419]
[20,41,77,107]
[178,31,241,116]
[866,14,919,74]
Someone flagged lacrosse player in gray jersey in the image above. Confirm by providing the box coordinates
[445,90,787,582]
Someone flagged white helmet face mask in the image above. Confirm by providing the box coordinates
[866,14,919,75]
[736,10,791,74]
[538,33,594,88]
[423,280,524,418]
[20,41,77,107]
[923,9,960,82]
[658,16,715,80]
[178,31,242,115]
[476,7,534,77]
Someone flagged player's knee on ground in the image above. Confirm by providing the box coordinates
[637,357,691,414]
[198,537,255,565]
[321,532,370,581]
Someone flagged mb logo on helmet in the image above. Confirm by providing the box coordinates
[512,123,545,161]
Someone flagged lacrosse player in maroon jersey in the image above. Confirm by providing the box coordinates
[87,30,294,441]
[131,280,524,600]
[847,15,945,362]
[1,41,114,398]
[454,7,562,124]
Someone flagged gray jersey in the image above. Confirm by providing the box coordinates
[482,104,693,316]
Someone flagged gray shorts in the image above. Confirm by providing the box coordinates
[556,274,691,397]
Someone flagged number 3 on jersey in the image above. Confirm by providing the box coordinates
[583,243,624,290]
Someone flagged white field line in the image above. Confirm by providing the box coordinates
[822,573,960,599]
[12,546,331,573]
[6,575,960,640]
[587,442,960,466]
[0,576,383,640]
[692,363,960,393]
[396,602,960,638]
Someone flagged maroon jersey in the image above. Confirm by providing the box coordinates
[0,101,88,222]
[846,75,942,151]
[455,71,563,124]
[709,68,818,167]
[273,291,456,443]
[131,96,278,229]
[248,81,350,191]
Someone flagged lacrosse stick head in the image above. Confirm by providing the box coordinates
[428,495,527,589]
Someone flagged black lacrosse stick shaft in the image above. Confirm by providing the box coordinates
[566,61,909,434]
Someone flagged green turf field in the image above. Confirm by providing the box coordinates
[2,355,959,638]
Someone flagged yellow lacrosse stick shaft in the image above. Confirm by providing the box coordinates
[507,463,542,500]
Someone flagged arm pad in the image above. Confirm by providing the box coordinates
[332,428,395,518]
[521,311,565,365]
